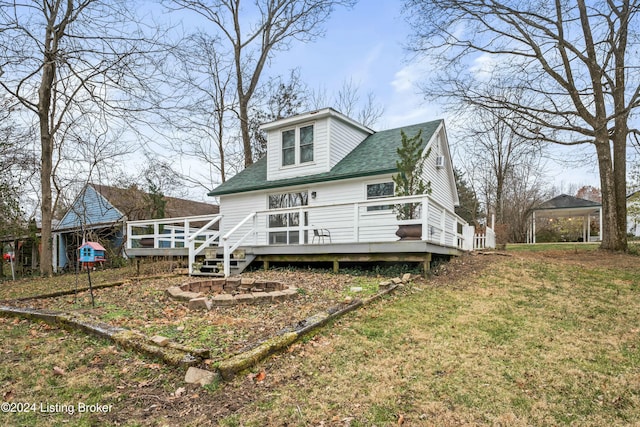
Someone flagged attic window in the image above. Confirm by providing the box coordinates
[282,129,295,166]
[281,124,314,166]
[300,125,314,163]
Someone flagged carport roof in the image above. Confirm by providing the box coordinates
[534,194,601,217]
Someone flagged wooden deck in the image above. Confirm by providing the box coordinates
[125,195,490,276]
[126,239,461,275]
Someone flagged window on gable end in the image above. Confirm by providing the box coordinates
[299,125,314,163]
[282,129,295,166]
[281,124,314,167]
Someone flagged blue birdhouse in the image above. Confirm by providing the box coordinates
[78,241,106,268]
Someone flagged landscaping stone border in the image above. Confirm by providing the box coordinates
[0,306,209,366]
[215,275,410,380]
[0,273,416,385]
[166,277,297,309]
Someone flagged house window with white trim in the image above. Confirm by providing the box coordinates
[282,129,296,166]
[281,124,314,166]
[268,191,309,244]
[366,182,394,212]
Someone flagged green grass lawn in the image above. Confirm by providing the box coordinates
[216,249,640,426]
[1,248,639,426]
[506,242,601,252]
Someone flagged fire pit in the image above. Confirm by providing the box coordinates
[166,277,298,310]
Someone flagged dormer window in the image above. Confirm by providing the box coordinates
[281,124,314,167]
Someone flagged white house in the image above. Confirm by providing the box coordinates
[126,108,482,276]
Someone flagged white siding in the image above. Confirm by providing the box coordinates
[220,122,463,249]
[328,119,370,168]
[218,176,402,246]
[265,114,372,182]
[266,118,330,181]
[422,127,457,212]
[309,177,398,243]
[218,192,268,247]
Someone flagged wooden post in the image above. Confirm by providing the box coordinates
[423,253,432,277]
[333,259,339,273]
[263,260,269,271]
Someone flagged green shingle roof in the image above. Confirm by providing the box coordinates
[208,119,443,196]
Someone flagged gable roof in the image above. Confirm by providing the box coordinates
[56,184,219,231]
[79,241,107,251]
[90,184,219,219]
[536,194,601,210]
[534,194,601,218]
[260,107,374,134]
[209,119,443,196]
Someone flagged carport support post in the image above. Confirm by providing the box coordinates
[532,211,537,244]
[599,207,603,241]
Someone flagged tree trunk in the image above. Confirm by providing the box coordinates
[38,43,55,277]
[595,139,625,251]
[239,96,253,167]
[612,130,628,251]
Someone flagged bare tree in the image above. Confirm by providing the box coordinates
[166,31,240,187]
[576,185,602,203]
[405,0,640,251]
[0,1,166,275]
[459,105,544,225]
[0,99,29,238]
[312,78,384,128]
[168,0,356,167]
[249,69,310,161]
[500,160,548,243]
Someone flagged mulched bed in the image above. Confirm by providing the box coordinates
[6,269,380,360]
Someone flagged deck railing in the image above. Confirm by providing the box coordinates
[125,195,494,277]
[219,194,473,276]
[126,215,222,274]
[473,227,496,250]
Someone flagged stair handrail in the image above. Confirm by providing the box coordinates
[221,212,257,277]
[187,215,222,275]
[188,216,222,242]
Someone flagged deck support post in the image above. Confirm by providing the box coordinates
[333,259,339,273]
[423,253,432,277]
[263,260,269,271]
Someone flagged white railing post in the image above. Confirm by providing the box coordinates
[188,236,195,275]
[253,214,258,245]
[126,222,133,249]
[153,222,159,248]
[353,203,360,242]
[298,207,304,244]
[184,218,189,248]
[223,236,230,278]
[421,196,429,240]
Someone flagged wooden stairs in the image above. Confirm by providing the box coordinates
[192,248,256,276]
